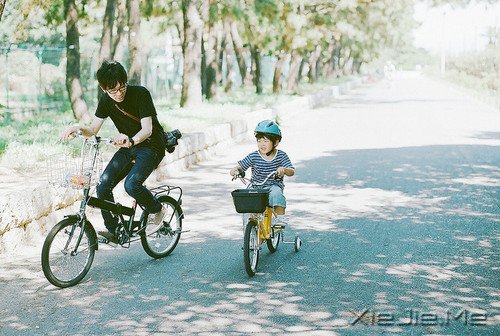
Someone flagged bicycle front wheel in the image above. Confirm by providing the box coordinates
[141,196,182,259]
[243,220,259,276]
[41,217,97,288]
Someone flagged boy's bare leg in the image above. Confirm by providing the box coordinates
[274,206,285,215]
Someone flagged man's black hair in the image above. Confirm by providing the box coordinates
[96,60,128,90]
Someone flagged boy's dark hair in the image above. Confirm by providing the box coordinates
[255,132,280,144]
[96,60,127,90]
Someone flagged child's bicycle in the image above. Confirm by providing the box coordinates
[231,170,301,276]
[41,134,184,288]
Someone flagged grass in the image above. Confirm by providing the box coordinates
[424,65,499,111]
[0,76,355,170]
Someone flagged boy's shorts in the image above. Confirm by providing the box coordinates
[241,184,286,227]
[265,184,286,208]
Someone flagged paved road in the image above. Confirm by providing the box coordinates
[1,73,499,335]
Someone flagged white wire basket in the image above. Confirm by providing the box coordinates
[47,143,103,189]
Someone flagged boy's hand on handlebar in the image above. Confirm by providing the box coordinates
[276,167,286,177]
[230,166,245,179]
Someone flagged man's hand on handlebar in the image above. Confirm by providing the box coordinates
[111,133,132,148]
[60,126,80,141]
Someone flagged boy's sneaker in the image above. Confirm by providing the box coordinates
[146,205,167,235]
[98,230,119,244]
[274,215,289,227]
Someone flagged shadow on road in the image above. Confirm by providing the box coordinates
[1,141,498,334]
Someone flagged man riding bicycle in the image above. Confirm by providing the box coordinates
[60,60,167,243]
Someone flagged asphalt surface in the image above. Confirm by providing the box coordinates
[0,72,499,335]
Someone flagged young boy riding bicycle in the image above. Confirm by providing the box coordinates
[230,120,295,218]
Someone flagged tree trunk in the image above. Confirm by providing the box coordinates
[127,0,141,84]
[322,42,335,78]
[315,57,321,80]
[0,0,6,21]
[353,58,362,74]
[98,0,115,65]
[112,0,127,61]
[202,21,222,100]
[250,45,262,94]
[286,51,302,92]
[180,0,203,107]
[341,47,352,75]
[298,57,306,83]
[64,0,90,123]
[224,52,234,93]
[230,21,251,86]
[272,51,286,94]
[216,27,224,87]
[223,22,234,92]
[333,45,341,77]
[97,0,115,100]
[308,46,321,83]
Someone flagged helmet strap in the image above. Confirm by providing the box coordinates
[265,144,277,157]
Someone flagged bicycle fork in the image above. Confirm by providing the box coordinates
[65,188,99,254]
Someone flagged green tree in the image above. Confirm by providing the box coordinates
[240,0,282,94]
[11,0,90,122]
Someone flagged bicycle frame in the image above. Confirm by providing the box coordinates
[235,171,282,242]
[62,135,152,249]
[71,136,184,247]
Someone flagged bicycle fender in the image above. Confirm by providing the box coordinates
[158,195,184,219]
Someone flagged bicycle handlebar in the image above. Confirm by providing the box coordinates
[74,131,113,145]
[251,171,278,187]
[233,170,279,187]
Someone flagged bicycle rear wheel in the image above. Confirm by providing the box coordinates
[41,217,97,288]
[141,196,182,258]
[243,220,259,276]
[266,228,280,253]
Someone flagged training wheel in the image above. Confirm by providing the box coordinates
[294,236,302,252]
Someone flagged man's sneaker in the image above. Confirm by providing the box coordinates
[98,230,119,244]
[146,205,167,235]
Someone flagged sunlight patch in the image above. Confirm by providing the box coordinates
[451,175,500,187]
[286,183,447,224]
[386,263,466,281]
